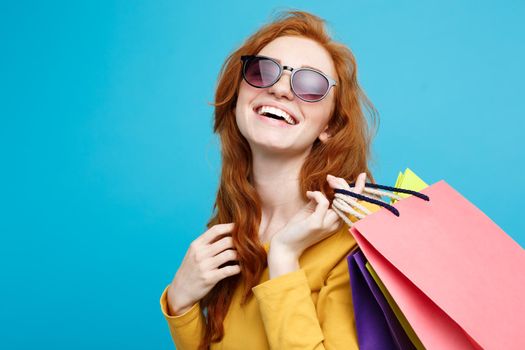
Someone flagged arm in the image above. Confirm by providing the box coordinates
[251,253,359,350]
[160,285,206,349]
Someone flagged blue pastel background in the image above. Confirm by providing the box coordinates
[1,0,523,348]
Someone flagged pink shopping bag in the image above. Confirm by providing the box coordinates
[348,180,525,350]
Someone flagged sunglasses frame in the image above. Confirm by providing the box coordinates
[240,55,337,102]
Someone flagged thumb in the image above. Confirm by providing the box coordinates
[354,172,367,194]
[304,191,318,212]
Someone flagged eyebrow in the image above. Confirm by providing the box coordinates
[272,57,323,72]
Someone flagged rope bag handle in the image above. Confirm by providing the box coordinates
[332,182,429,226]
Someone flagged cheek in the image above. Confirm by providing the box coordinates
[306,101,333,130]
[235,85,249,120]
[237,81,260,104]
[235,83,258,130]
[318,94,336,125]
[236,82,266,118]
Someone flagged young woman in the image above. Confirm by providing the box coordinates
[160,10,378,349]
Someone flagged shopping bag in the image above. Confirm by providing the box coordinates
[391,168,428,202]
[348,248,416,350]
[341,180,525,349]
[364,261,424,350]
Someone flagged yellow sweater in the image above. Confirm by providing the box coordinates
[160,221,367,350]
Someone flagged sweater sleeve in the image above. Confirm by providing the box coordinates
[159,285,206,350]
[251,257,359,350]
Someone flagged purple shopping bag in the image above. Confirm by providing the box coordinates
[348,249,415,350]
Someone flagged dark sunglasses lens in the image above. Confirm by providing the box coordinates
[293,70,330,101]
[244,57,280,87]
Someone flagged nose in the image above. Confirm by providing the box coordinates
[268,68,294,100]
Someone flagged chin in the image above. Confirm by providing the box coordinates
[249,136,311,156]
[251,138,292,151]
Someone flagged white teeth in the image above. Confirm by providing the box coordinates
[256,105,296,125]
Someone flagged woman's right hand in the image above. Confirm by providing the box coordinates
[166,223,241,316]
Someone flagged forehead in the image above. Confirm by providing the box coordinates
[257,36,336,77]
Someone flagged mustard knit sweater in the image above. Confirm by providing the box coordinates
[160,208,375,349]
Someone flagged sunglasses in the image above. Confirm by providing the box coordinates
[240,55,337,102]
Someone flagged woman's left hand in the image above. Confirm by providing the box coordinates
[269,172,367,264]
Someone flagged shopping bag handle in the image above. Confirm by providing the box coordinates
[348,183,430,201]
[334,183,429,217]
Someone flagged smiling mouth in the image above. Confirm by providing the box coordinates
[254,106,298,125]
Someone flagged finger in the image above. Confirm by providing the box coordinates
[197,223,235,245]
[323,208,340,228]
[213,264,242,284]
[354,172,367,194]
[326,174,352,191]
[306,191,330,223]
[304,197,317,213]
[207,235,235,257]
[208,249,239,270]
[328,218,342,233]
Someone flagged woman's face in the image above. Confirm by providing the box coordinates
[235,36,337,156]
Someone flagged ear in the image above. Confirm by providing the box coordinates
[318,125,331,143]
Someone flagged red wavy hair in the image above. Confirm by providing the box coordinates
[198,10,378,349]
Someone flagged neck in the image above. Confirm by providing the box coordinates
[251,148,311,243]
